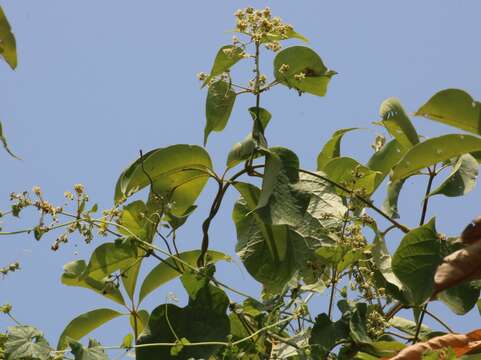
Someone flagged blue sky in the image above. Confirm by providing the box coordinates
[1,0,481,356]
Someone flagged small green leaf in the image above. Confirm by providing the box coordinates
[309,313,349,358]
[61,259,126,305]
[0,6,17,69]
[367,139,406,186]
[263,28,309,43]
[391,134,481,181]
[202,45,244,87]
[372,234,404,292]
[57,309,123,350]
[415,88,481,135]
[226,133,257,169]
[248,106,272,130]
[0,121,19,159]
[136,284,230,360]
[129,309,149,335]
[274,46,336,97]
[69,339,108,360]
[118,201,155,242]
[429,154,479,197]
[204,80,236,145]
[5,326,52,360]
[120,333,133,349]
[388,317,439,341]
[317,128,358,170]
[138,250,229,304]
[377,98,419,149]
[438,282,480,315]
[164,205,197,230]
[382,179,406,219]
[324,157,383,195]
[114,145,212,216]
[349,303,371,344]
[392,219,441,305]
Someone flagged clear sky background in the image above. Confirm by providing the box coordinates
[1,1,481,357]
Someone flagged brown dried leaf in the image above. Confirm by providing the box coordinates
[386,329,481,359]
[433,216,481,295]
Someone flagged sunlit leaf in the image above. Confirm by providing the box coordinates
[391,134,481,181]
[57,309,123,350]
[317,128,358,170]
[389,317,438,342]
[114,145,212,216]
[415,89,481,135]
[429,154,479,198]
[69,339,108,360]
[138,250,229,304]
[392,219,441,305]
[382,179,406,219]
[202,45,244,87]
[273,46,336,97]
[367,139,406,187]
[377,98,419,149]
[5,326,52,360]
[0,6,17,69]
[204,80,236,145]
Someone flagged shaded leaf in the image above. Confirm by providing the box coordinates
[382,179,406,219]
[415,89,481,136]
[317,128,358,170]
[392,134,481,181]
[69,339,108,360]
[204,80,236,145]
[114,145,212,216]
[273,46,336,97]
[389,317,437,342]
[429,154,479,198]
[309,313,349,358]
[138,250,229,304]
[377,98,419,149]
[388,329,481,360]
[373,234,405,293]
[0,6,17,69]
[202,45,244,87]
[136,283,230,360]
[57,309,123,350]
[392,219,441,305]
[5,326,51,360]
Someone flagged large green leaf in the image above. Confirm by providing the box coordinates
[118,201,156,242]
[136,283,230,360]
[204,80,236,145]
[202,45,244,87]
[309,313,349,358]
[61,259,125,305]
[429,154,479,198]
[5,326,52,360]
[138,250,229,304]
[273,46,336,97]
[391,134,481,181]
[0,121,19,159]
[0,6,17,69]
[367,139,406,187]
[392,219,441,305]
[324,157,383,195]
[317,128,358,170]
[377,98,419,149]
[415,89,481,135]
[114,145,212,216]
[57,308,123,350]
[69,339,108,360]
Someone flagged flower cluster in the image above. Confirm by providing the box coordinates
[367,309,387,339]
[0,262,19,277]
[234,7,294,51]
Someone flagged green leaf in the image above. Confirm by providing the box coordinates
[438,282,480,315]
[129,309,149,335]
[360,341,406,357]
[69,339,108,360]
[138,250,229,304]
[0,6,17,69]
[391,134,481,181]
[273,46,336,97]
[263,28,309,43]
[114,144,212,216]
[429,154,479,197]
[136,284,230,360]
[388,316,438,341]
[120,333,133,349]
[164,205,197,230]
[57,308,123,350]
[349,303,371,344]
[372,234,404,293]
[248,106,272,130]
[309,313,349,358]
[415,88,481,135]
[202,45,244,87]
[382,179,406,219]
[61,259,126,306]
[392,219,441,305]
[0,121,19,159]
[324,157,383,195]
[317,128,358,170]
[5,326,52,360]
[204,80,236,145]
[377,97,419,149]
[118,200,155,242]
[367,139,406,186]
